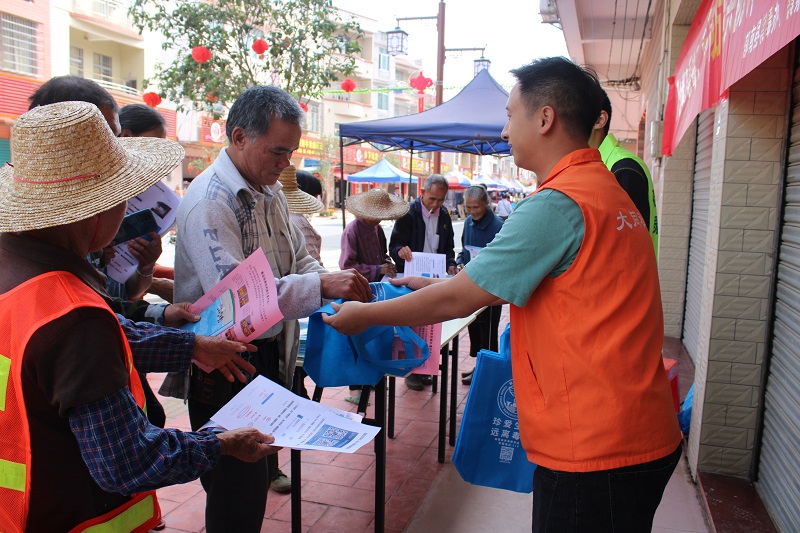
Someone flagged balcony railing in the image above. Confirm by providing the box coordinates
[72,0,130,26]
[90,76,139,96]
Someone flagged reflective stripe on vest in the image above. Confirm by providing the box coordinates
[598,133,659,257]
[71,492,160,533]
[0,271,152,531]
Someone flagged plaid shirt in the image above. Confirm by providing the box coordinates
[118,315,194,373]
[70,387,219,494]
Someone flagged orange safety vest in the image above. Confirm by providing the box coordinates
[510,149,681,472]
[0,271,161,533]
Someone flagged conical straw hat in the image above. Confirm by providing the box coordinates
[0,101,184,232]
[345,188,409,221]
[279,165,324,214]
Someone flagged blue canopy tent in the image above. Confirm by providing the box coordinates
[472,174,505,191]
[337,69,510,225]
[347,158,407,183]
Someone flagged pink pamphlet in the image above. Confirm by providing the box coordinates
[392,322,442,376]
[182,249,284,371]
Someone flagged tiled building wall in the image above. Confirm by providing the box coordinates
[693,49,791,476]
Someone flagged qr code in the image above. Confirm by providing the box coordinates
[499,446,514,463]
[323,427,348,440]
[314,438,337,447]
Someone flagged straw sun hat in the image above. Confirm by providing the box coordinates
[345,188,409,221]
[0,101,184,233]
[279,165,324,214]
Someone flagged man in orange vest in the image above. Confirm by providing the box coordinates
[0,102,281,533]
[324,57,682,532]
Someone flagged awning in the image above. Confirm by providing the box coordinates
[663,1,800,156]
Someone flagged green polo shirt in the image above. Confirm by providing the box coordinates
[464,189,584,307]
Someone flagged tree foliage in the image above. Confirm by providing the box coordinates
[129,0,362,117]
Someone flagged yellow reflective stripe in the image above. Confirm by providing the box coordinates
[81,494,156,533]
[0,458,26,492]
[0,353,9,411]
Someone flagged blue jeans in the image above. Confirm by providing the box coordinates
[532,443,682,532]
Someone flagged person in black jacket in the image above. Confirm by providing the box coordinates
[389,174,457,390]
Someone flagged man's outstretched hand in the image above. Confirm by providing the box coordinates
[319,269,372,302]
[193,336,257,383]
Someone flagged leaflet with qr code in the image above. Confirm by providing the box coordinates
[203,375,379,453]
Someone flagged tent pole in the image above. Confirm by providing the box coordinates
[408,149,414,201]
[340,138,346,230]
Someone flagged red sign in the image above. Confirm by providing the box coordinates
[201,118,227,144]
[663,0,800,156]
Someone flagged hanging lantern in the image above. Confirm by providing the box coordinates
[206,93,218,102]
[298,101,309,112]
[409,71,433,94]
[191,46,212,63]
[340,78,357,93]
[142,92,162,107]
[252,39,269,55]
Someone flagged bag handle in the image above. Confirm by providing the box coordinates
[499,323,511,362]
[349,324,430,370]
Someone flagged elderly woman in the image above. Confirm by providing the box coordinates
[456,185,505,384]
[0,102,279,533]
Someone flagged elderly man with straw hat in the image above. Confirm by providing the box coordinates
[279,164,324,264]
[0,102,281,533]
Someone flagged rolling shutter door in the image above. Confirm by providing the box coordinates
[756,55,800,532]
[682,109,714,363]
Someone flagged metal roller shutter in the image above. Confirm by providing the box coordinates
[682,109,714,363]
[756,53,800,532]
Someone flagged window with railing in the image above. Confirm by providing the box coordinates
[92,0,124,19]
[93,53,113,82]
[70,46,84,77]
[0,13,37,75]
[377,93,389,111]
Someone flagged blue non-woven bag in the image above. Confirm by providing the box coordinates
[453,324,536,493]
[304,283,430,387]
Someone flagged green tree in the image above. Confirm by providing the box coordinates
[130,0,362,117]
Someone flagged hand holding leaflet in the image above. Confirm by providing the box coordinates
[203,376,379,453]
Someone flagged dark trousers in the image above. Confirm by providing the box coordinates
[467,305,502,358]
[532,443,682,532]
[188,339,280,533]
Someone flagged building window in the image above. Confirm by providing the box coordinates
[70,47,84,77]
[377,92,389,111]
[93,53,113,82]
[378,48,389,71]
[92,0,124,19]
[307,102,320,133]
[0,13,37,75]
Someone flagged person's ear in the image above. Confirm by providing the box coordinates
[119,128,134,138]
[540,106,555,134]
[594,110,609,131]
[229,127,248,151]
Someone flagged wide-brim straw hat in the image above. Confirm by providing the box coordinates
[0,101,184,233]
[279,165,324,214]
[346,188,409,221]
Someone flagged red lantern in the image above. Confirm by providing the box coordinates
[142,92,162,107]
[340,78,356,93]
[191,46,212,63]
[252,39,269,55]
[298,101,309,112]
[207,93,218,102]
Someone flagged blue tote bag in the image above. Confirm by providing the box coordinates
[453,324,536,493]
[304,283,430,387]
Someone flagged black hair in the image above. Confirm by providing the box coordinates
[28,75,118,111]
[601,90,612,136]
[510,57,604,139]
[119,104,166,136]
[226,85,304,142]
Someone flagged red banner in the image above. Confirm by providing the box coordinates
[663,0,800,156]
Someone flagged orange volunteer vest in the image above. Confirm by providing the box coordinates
[510,149,681,472]
[0,271,160,533]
